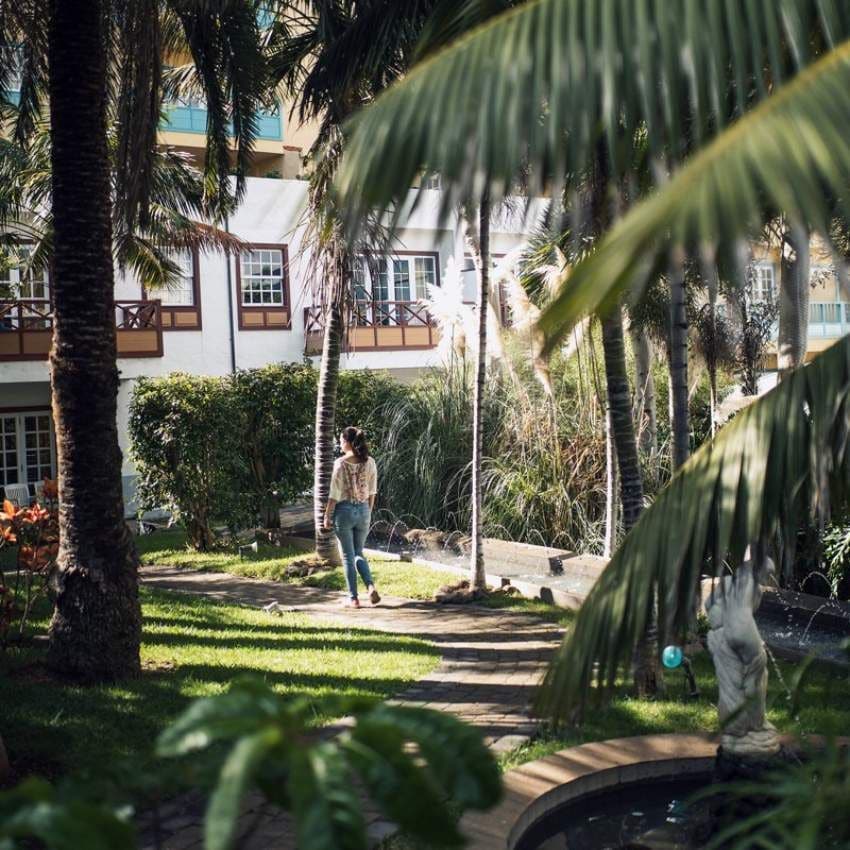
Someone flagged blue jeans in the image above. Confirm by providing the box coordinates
[333,500,374,600]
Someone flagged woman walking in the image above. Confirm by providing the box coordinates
[323,426,381,608]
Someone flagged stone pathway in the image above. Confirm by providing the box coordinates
[139,566,564,849]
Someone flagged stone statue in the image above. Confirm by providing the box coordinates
[704,554,780,758]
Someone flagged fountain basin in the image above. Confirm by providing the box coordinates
[460,734,718,850]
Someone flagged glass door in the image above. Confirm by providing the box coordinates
[0,412,56,495]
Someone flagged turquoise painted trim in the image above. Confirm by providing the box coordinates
[161,103,283,141]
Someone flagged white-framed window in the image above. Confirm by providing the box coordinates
[421,173,442,190]
[0,245,49,301]
[413,256,437,299]
[240,249,285,306]
[752,263,776,303]
[0,412,55,488]
[351,254,438,325]
[147,250,195,306]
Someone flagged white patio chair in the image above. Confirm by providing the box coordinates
[3,483,31,507]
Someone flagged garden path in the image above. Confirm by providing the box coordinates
[139,565,564,849]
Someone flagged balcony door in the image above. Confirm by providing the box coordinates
[356,255,437,326]
[0,411,56,493]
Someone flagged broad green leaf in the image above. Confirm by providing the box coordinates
[0,781,136,850]
[344,718,464,847]
[363,705,502,810]
[288,743,368,850]
[205,728,282,850]
[157,678,285,757]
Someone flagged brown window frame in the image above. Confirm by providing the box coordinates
[234,243,292,331]
[141,247,202,331]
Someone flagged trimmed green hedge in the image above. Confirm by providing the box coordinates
[129,365,407,548]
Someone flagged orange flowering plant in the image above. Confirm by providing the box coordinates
[0,479,59,649]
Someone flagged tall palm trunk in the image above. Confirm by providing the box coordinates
[603,409,617,558]
[778,222,811,377]
[601,308,661,695]
[46,0,141,681]
[314,287,344,564]
[469,196,490,591]
[601,310,644,529]
[629,325,658,454]
[669,260,690,469]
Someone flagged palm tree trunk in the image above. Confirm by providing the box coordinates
[601,308,662,695]
[629,325,658,454]
[669,260,690,469]
[601,310,644,529]
[603,408,618,558]
[314,294,343,564]
[778,222,811,377]
[469,196,490,591]
[46,0,141,681]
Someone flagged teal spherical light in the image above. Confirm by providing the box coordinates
[662,645,684,669]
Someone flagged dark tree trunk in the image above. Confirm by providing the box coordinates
[314,289,343,564]
[469,196,490,592]
[629,324,658,454]
[601,309,661,697]
[601,310,644,531]
[778,222,811,377]
[669,260,690,469]
[46,0,142,681]
[591,145,662,696]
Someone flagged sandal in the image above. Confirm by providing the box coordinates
[345,598,361,609]
[369,588,381,606]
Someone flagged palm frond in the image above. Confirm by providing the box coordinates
[537,38,850,353]
[112,0,163,235]
[537,335,850,720]
[167,0,266,215]
[334,0,850,232]
[0,0,49,144]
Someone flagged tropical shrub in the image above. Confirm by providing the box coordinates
[824,521,850,600]
[0,482,59,649]
[129,374,245,551]
[336,369,410,456]
[231,364,317,528]
[129,368,408,545]
[379,353,609,552]
[0,679,502,850]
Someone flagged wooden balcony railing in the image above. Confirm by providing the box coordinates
[304,300,440,355]
[0,299,164,360]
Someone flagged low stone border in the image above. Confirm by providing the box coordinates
[460,733,718,850]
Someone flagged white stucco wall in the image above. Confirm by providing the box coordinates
[2,178,543,488]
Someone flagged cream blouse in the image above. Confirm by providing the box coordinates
[329,456,377,504]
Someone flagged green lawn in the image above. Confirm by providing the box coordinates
[135,528,575,624]
[0,586,440,787]
[499,651,850,770]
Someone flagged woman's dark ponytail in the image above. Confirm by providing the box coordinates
[342,426,369,461]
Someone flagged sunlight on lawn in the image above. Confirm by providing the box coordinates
[0,587,439,783]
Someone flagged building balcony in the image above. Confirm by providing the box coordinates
[808,302,850,339]
[304,301,442,356]
[160,103,283,141]
[0,299,163,361]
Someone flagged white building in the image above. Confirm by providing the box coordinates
[0,177,540,507]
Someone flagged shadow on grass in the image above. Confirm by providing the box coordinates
[0,586,440,787]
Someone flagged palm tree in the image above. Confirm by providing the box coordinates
[330,1,850,718]
[464,197,492,591]
[1,0,266,681]
[266,0,505,562]
[777,221,812,377]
